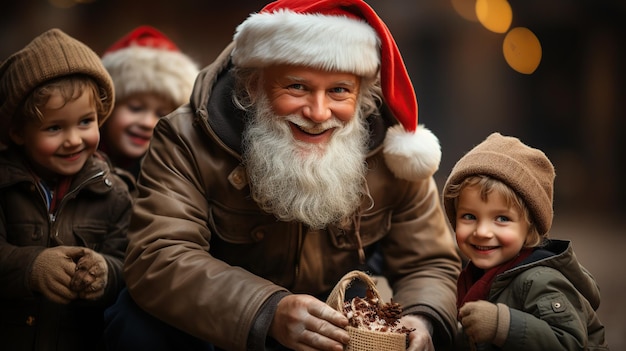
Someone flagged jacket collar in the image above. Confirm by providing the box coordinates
[494,239,601,309]
[0,147,111,195]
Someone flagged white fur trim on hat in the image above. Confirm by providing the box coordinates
[383,124,441,181]
[102,46,198,106]
[232,9,380,77]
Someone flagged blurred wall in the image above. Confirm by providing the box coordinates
[2,0,623,212]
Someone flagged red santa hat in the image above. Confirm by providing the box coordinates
[101,26,199,107]
[232,0,441,181]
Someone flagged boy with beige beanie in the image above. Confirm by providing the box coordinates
[0,28,132,350]
[442,132,609,350]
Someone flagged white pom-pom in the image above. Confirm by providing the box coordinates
[383,124,441,181]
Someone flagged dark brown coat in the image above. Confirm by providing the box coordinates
[0,148,132,351]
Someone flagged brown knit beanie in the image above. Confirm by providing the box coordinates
[442,133,556,235]
[0,28,114,143]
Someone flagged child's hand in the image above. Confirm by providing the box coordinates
[30,246,82,304]
[459,300,510,346]
[70,248,108,300]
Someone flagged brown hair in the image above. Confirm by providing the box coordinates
[14,75,107,133]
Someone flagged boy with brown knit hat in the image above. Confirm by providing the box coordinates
[0,28,132,350]
[442,132,609,350]
[99,25,199,180]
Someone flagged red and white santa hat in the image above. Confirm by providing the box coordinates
[101,26,199,107]
[232,0,441,181]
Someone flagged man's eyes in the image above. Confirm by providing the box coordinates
[329,87,349,94]
[288,83,305,90]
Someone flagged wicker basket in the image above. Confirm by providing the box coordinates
[326,271,407,351]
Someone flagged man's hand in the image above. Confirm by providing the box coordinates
[69,248,108,300]
[401,315,435,351]
[269,294,350,351]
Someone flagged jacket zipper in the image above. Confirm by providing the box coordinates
[50,171,104,245]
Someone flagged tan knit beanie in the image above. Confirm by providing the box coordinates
[0,28,114,142]
[442,133,555,235]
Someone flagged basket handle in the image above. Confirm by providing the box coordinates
[325,270,381,312]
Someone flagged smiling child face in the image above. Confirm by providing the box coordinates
[11,88,99,179]
[454,184,530,270]
[100,93,176,161]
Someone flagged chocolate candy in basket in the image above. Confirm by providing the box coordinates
[326,270,414,351]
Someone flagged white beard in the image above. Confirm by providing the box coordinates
[242,96,368,229]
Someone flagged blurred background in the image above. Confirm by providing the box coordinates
[2,0,624,348]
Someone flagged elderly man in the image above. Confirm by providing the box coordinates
[104,1,461,350]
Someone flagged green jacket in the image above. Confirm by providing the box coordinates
[457,239,609,350]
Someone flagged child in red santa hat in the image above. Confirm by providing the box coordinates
[99,26,199,181]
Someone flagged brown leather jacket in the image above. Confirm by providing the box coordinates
[0,148,132,351]
[124,43,461,351]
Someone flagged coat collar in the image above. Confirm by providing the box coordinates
[0,147,112,195]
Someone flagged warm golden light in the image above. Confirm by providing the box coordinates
[48,0,76,8]
[503,27,542,74]
[475,0,512,33]
[451,0,478,22]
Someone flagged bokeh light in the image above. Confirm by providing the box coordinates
[475,0,512,33]
[48,0,76,8]
[451,0,478,22]
[452,0,541,74]
[502,27,542,74]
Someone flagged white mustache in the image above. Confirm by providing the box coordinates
[284,115,343,134]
